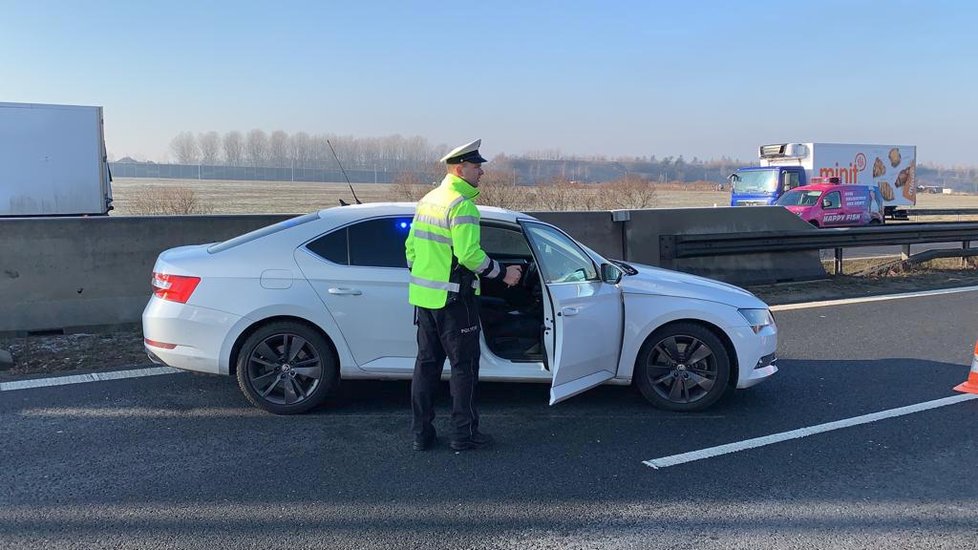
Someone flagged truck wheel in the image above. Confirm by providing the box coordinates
[235,321,339,415]
[634,323,731,412]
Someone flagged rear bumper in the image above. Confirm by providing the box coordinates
[142,297,242,375]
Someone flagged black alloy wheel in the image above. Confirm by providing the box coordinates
[635,323,730,412]
[235,321,338,414]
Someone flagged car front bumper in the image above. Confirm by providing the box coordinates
[728,325,779,389]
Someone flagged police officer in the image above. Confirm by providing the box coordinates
[405,139,522,451]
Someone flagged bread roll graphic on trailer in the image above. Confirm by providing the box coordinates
[728,143,916,220]
[872,157,886,178]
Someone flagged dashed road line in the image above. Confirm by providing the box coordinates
[643,393,978,469]
[0,366,182,392]
[770,285,978,311]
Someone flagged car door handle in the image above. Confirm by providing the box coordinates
[327,287,362,296]
[561,307,579,316]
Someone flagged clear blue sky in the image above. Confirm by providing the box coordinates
[2,0,976,165]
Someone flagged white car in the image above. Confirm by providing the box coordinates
[142,203,778,414]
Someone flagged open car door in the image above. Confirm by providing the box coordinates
[521,222,623,405]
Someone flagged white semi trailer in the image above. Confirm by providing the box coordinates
[1,101,113,216]
[729,142,917,218]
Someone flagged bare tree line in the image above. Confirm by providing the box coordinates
[169,130,442,171]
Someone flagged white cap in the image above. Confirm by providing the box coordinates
[440,139,488,164]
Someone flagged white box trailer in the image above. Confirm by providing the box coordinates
[763,142,916,214]
[731,142,917,217]
[0,102,113,216]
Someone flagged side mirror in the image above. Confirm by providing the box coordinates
[822,199,832,209]
[601,263,623,285]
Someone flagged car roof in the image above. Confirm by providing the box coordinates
[314,202,537,225]
[790,184,871,193]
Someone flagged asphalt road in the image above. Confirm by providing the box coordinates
[2,290,978,549]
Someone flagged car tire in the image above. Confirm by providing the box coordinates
[634,323,731,412]
[235,321,339,415]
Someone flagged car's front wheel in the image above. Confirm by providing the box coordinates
[634,323,730,412]
[235,321,339,414]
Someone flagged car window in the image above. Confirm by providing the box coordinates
[777,190,821,206]
[481,224,532,257]
[350,218,412,267]
[306,217,412,268]
[306,228,348,264]
[786,171,801,189]
[523,223,598,284]
[822,191,841,209]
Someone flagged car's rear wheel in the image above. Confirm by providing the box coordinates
[634,323,730,412]
[235,321,338,414]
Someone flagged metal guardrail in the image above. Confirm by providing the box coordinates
[904,208,978,216]
[659,223,978,274]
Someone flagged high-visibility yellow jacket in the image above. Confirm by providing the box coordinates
[405,174,503,308]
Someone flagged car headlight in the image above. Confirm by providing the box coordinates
[739,308,775,334]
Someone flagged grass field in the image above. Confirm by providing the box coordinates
[109,177,978,218]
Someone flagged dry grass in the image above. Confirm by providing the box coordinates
[111,178,393,215]
[110,178,733,215]
[907,193,978,221]
[110,177,978,217]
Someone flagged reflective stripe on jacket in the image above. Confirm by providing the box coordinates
[405,174,501,308]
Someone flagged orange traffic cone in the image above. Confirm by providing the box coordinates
[953,340,978,394]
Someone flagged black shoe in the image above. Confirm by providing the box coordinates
[450,431,494,451]
[413,432,436,452]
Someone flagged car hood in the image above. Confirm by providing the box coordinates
[783,205,810,213]
[619,263,767,309]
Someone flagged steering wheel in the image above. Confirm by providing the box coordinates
[521,261,538,290]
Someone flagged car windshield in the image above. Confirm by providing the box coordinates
[731,169,778,194]
[776,190,822,206]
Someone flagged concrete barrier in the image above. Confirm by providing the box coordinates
[0,215,289,334]
[0,207,824,334]
[622,206,825,284]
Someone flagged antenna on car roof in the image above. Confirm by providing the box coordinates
[326,139,362,206]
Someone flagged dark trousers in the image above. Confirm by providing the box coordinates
[411,295,482,440]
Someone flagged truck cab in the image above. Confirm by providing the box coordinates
[729,166,806,206]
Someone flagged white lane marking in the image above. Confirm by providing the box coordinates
[644,393,978,469]
[770,285,978,312]
[0,367,182,392]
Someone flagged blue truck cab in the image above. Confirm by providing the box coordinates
[729,166,807,206]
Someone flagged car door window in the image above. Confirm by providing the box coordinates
[822,191,841,209]
[306,217,413,268]
[481,224,532,257]
[782,171,801,192]
[350,218,412,267]
[522,223,598,284]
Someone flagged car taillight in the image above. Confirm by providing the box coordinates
[144,338,177,349]
[152,272,200,303]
